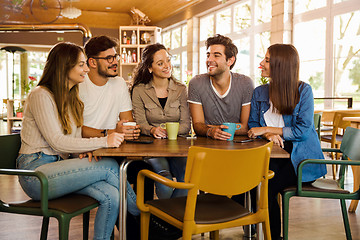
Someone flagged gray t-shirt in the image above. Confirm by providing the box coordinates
[188,72,254,125]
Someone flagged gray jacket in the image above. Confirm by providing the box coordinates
[132,79,191,136]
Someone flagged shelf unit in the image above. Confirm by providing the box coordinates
[6,99,26,134]
[119,26,161,84]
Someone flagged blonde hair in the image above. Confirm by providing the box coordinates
[38,42,84,134]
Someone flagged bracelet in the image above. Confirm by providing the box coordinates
[206,127,212,138]
[101,129,108,137]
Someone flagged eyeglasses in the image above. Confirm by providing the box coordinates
[91,54,120,63]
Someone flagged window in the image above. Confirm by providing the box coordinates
[0,52,21,100]
[254,31,270,84]
[294,18,326,98]
[199,0,271,82]
[161,23,188,83]
[293,0,360,109]
[0,50,46,119]
[162,32,171,50]
[333,10,360,105]
[182,25,187,47]
[294,0,327,14]
[234,1,251,31]
[216,8,232,35]
[171,27,181,49]
[233,38,250,76]
[200,15,214,41]
[255,0,271,24]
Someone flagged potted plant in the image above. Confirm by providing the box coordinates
[24,76,37,96]
[16,106,23,118]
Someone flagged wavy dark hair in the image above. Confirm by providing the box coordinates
[205,34,238,69]
[268,44,300,115]
[84,35,118,58]
[131,43,176,95]
[38,42,84,134]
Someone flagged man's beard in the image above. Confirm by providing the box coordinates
[98,64,118,78]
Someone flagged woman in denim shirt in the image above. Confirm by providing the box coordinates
[248,44,327,240]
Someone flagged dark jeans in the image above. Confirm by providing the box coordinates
[268,141,296,239]
[126,159,154,202]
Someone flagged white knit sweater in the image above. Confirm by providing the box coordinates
[19,86,107,159]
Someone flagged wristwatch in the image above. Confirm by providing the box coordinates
[101,129,108,137]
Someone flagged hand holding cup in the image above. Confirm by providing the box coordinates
[221,122,241,141]
[160,122,180,140]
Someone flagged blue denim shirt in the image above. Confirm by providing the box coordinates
[248,82,327,182]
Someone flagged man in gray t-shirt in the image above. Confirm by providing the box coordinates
[188,34,254,140]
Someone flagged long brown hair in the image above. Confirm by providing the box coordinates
[38,42,84,134]
[131,43,176,95]
[268,44,300,115]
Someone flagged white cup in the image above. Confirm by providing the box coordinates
[123,122,137,126]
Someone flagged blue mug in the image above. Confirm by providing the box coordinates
[222,122,241,141]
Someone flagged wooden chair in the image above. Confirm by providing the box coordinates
[321,111,360,179]
[0,133,100,240]
[282,127,360,240]
[136,142,273,240]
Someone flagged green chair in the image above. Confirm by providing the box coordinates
[314,112,322,140]
[281,127,360,240]
[0,133,100,240]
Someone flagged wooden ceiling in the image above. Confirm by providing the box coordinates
[0,0,205,29]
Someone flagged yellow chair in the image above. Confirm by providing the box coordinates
[321,112,360,178]
[136,142,273,240]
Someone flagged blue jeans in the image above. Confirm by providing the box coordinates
[16,152,139,240]
[147,157,187,199]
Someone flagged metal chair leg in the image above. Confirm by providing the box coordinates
[40,216,50,240]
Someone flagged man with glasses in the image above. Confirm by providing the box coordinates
[79,35,140,139]
[79,35,154,239]
[80,36,175,240]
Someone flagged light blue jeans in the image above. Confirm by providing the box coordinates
[16,152,139,240]
[147,157,187,199]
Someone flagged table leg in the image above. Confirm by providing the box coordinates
[119,159,134,240]
[257,184,263,240]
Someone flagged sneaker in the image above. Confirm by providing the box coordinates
[149,215,182,240]
[243,224,256,238]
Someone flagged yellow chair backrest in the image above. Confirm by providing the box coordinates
[332,112,360,138]
[184,142,273,196]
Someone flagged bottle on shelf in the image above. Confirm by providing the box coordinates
[122,48,127,63]
[122,31,127,45]
[132,50,137,63]
[131,30,136,45]
[127,50,132,63]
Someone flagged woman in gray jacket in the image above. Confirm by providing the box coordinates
[131,43,190,199]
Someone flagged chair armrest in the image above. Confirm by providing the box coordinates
[322,148,342,153]
[136,169,194,212]
[0,168,39,176]
[0,168,50,216]
[296,159,360,193]
[267,170,275,179]
[139,169,194,189]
